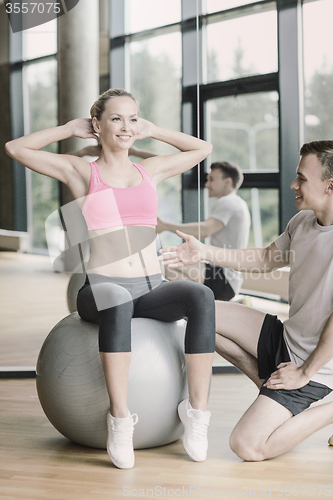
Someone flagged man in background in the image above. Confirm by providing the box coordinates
[158,161,251,301]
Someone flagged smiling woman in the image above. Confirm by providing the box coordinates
[4,86,216,470]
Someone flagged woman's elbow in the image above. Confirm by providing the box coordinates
[5,141,24,163]
[198,142,212,163]
[205,142,213,156]
[5,141,16,159]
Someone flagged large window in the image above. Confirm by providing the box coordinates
[127,0,181,33]
[22,19,57,60]
[130,31,182,244]
[109,0,282,245]
[24,59,59,250]
[9,18,59,251]
[303,0,333,142]
[206,91,279,247]
[129,32,181,132]
[204,0,266,13]
[206,92,279,172]
[239,188,279,247]
[199,2,279,245]
[122,13,183,246]
[10,0,332,253]
[206,9,278,83]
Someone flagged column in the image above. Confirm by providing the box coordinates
[58,0,99,206]
[57,0,99,271]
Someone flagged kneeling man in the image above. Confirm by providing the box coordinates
[161,140,333,461]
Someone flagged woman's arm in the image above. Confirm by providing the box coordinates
[136,119,212,184]
[5,118,97,184]
[67,144,157,160]
[67,144,101,158]
[129,145,157,159]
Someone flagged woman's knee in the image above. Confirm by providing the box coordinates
[185,281,215,311]
[197,282,215,301]
[201,284,215,304]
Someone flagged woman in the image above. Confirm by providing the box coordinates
[5,88,215,469]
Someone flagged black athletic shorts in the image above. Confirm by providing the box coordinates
[204,263,235,301]
[257,314,332,415]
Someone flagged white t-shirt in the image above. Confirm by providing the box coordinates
[209,192,251,294]
[275,210,333,388]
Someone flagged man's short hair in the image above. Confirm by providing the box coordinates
[210,161,244,190]
[300,140,333,181]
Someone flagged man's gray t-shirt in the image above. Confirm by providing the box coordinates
[275,210,333,388]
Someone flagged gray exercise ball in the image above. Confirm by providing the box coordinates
[36,313,188,449]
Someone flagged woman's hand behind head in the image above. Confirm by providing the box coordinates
[69,118,99,140]
[135,118,157,141]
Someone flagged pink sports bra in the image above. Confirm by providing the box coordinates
[81,161,158,231]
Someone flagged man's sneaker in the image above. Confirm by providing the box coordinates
[178,398,211,462]
[328,435,333,446]
[107,411,138,469]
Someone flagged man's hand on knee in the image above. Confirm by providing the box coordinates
[263,362,310,390]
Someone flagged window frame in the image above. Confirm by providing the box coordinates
[9,26,59,251]
[109,0,305,234]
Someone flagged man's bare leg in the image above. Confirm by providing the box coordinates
[215,301,266,387]
[215,334,264,388]
[214,301,333,461]
[230,394,333,461]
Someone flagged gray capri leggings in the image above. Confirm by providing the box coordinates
[77,273,216,354]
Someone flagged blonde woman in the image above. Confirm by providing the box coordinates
[5,88,215,469]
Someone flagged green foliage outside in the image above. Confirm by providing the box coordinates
[239,189,279,247]
[27,60,59,250]
[130,41,183,247]
[305,69,333,142]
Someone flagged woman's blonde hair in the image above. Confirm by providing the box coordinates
[90,88,139,121]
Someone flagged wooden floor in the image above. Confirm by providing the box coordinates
[1,376,333,500]
[1,251,333,499]
[0,251,69,367]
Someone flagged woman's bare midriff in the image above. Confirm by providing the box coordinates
[86,225,162,278]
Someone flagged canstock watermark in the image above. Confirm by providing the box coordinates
[5,0,80,33]
[202,248,295,278]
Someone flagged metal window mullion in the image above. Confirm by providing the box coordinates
[9,25,27,233]
[21,63,34,248]
[181,0,205,224]
[10,73,27,233]
[109,0,126,89]
[278,0,303,231]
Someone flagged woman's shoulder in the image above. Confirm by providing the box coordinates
[64,155,92,199]
[68,155,92,176]
[136,157,160,179]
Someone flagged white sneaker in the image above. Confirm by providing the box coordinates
[178,398,211,462]
[106,411,138,469]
